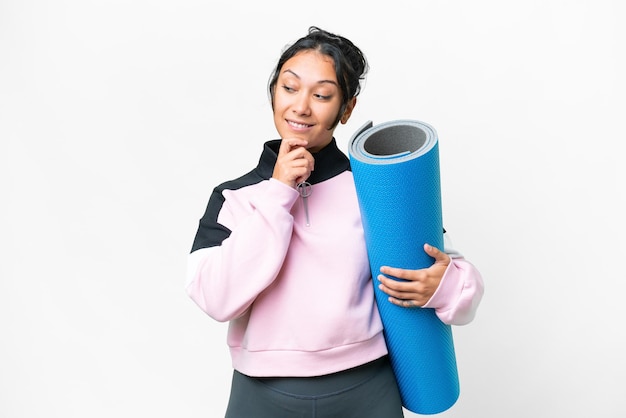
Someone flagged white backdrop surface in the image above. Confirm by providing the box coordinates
[1,1,625,417]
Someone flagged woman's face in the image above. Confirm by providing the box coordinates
[272,50,355,152]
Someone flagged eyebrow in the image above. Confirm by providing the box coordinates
[282,69,338,87]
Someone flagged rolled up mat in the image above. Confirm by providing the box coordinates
[348,120,459,415]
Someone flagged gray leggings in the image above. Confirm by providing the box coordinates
[224,356,404,418]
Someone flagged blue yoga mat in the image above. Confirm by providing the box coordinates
[348,120,459,414]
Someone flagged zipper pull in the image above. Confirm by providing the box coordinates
[296,181,312,227]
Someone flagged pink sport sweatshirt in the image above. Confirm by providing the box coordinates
[186,139,484,377]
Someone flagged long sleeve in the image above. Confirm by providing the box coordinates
[185,140,391,377]
[186,178,299,322]
[423,234,485,325]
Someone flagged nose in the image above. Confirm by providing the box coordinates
[292,92,311,116]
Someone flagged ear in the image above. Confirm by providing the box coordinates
[340,97,357,124]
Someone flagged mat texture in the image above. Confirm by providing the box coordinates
[348,120,459,415]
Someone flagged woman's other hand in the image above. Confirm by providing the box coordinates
[377,243,450,308]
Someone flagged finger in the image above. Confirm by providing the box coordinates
[292,151,315,182]
[387,296,421,309]
[298,149,315,172]
[377,274,416,291]
[278,138,308,156]
[282,137,309,151]
[378,279,419,298]
[379,265,417,281]
[378,275,432,302]
[294,166,313,185]
[284,144,314,171]
[424,243,450,265]
[381,281,429,306]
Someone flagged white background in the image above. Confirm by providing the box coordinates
[1,0,625,417]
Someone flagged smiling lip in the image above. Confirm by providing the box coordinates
[287,120,314,130]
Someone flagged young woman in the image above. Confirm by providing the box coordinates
[186,26,484,418]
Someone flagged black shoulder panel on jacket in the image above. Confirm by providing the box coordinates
[190,168,265,253]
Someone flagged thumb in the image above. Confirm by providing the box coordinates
[424,243,449,265]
